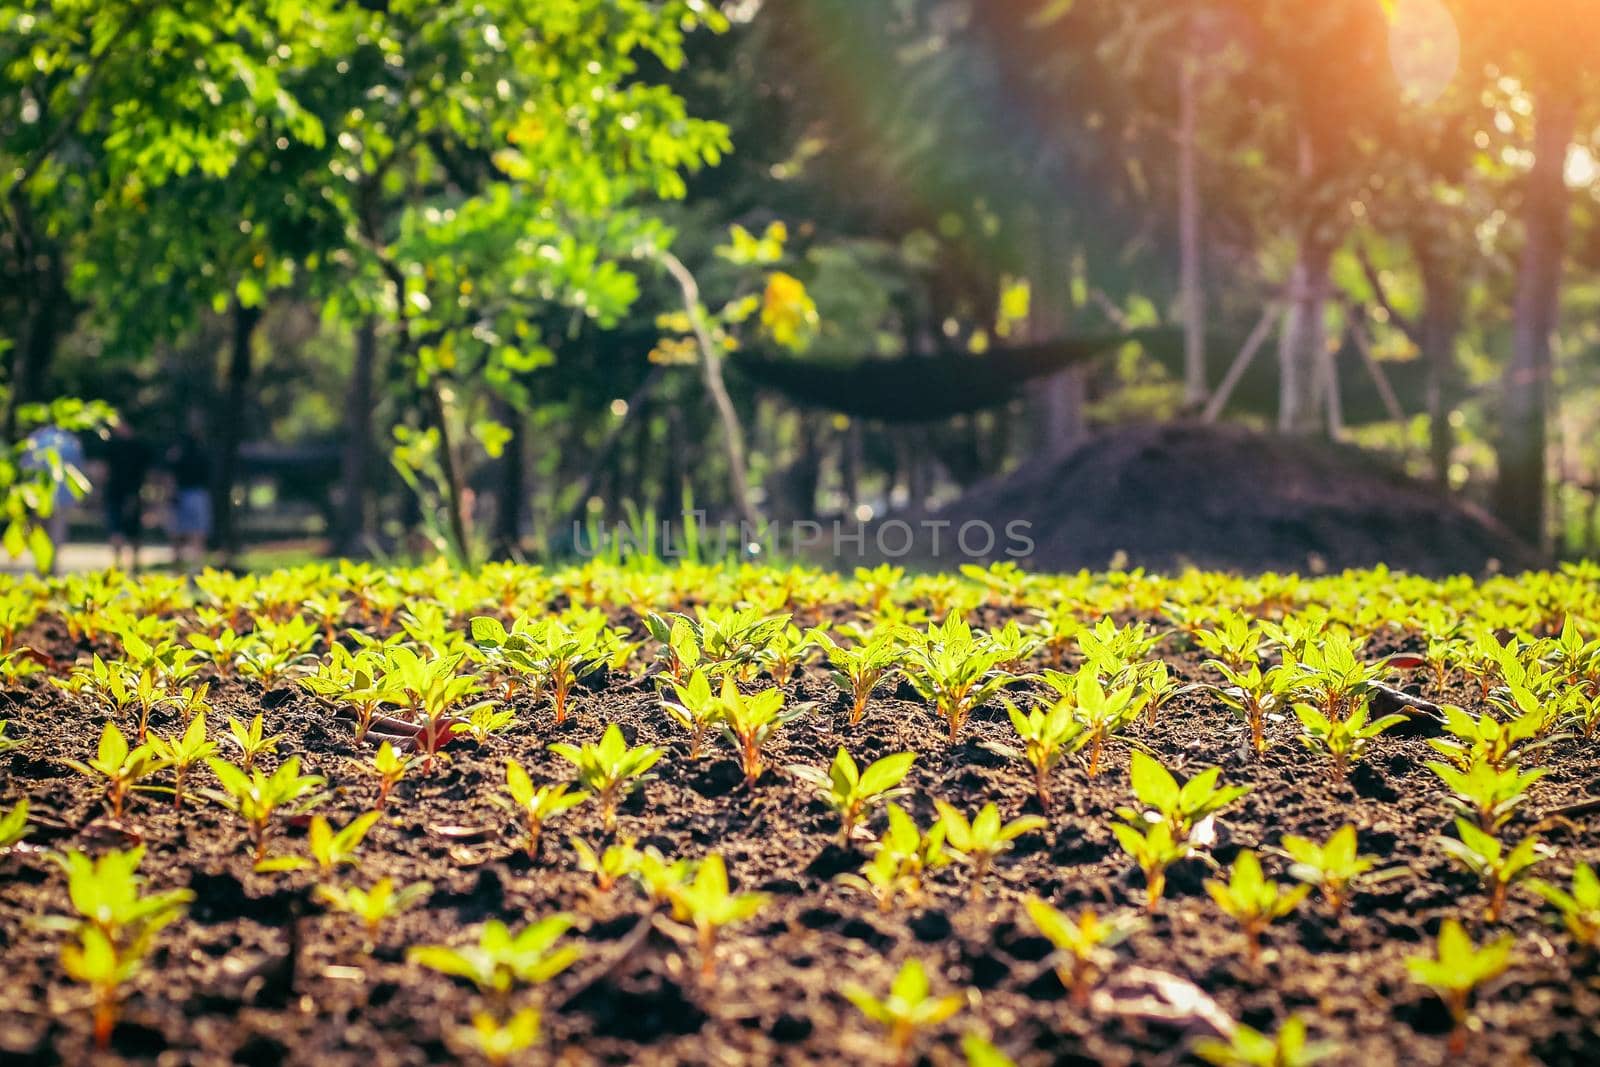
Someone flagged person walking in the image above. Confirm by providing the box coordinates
[104,421,150,571]
[168,428,212,569]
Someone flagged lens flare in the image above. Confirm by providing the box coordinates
[1387,0,1461,106]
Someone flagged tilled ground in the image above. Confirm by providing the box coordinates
[1,615,1598,1066]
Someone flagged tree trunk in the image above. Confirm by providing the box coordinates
[1495,91,1576,547]
[1416,245,1462,487]
[1278,127,1333,436]
[1177,36,1207,407]
[493,403,525,558]
[1029,215,1087,456]
[333,317,378,555]
[213,301,262,558]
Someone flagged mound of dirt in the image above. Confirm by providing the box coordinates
[918,422,1541,576]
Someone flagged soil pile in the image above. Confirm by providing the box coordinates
[925,422,1540,575]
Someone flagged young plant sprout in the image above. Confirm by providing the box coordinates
[503,759,588,859]
[1276,825,1407,916]
[820,629,906,727]
[1209,662,1294,754]
[757,623,816,686]
[643,611,703,686]
[1022,896,1142,1006]
[408,915,581,1007]
[63,721,168,820]
[668,853,770,981]
[258,811,381,874]
[633,846,695,906]
[148,710,218,810]
[570,835,639,893]
[1530,862,1600,950]
[369,741,414,810]
[993,696,1083,808]
[316,877,433,941]
[842,957,964,1067]
[933,800,1045,899]
[903,616,1014,741]
[1116,751,1250,841]
[204,756,327,863]
[48,847,194,1049]
[1052,667,1148,778]
[1293,701,1406,780]
[1437,819,1550,923]
[661,668,722,758]
[1405,918,1514,1055]
[549,724,662,832]
[1194,611,1266,673]
[1191,1014,1339,1067]
[1426,757,1546,831]
[1111,819,1191,914]
[838,803,949,912]
[710,675,808,788]
[1204,850,1310,965]
[457,1007,543,1067]
[0,797,31,851]
[789,747,917,845]
[225,712,284,771]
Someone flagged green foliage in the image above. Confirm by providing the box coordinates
[317,877,433,940]
[204,755,327,862]
[790,747,917,845]
[993,696,1083,808]
[369,741,414,810]
[1191,1015,1339,1067]
[707,675,807,788]
[1277,825,1407,915]
[225,712,284,772]
[408,916,581,1000]
[818,628,905,727]
[1426,757,1546,831]
[1117,751,1250,842]
[549,723,662,832]
[62,720,168,820]
[1530,863,1600,950]
[1437,819,1550,923]
[1023,896,1141,1005]
[1293,701,1406,779]
[838,803,950,913]
[257,811,381,875]
[0,796,31,851]
[843,958,963,1067]
[147,711,218,810]
[503,759,588,859]
[1405,919,1515,1053]
[903,616,1014,741]
[1204,850,1311,964]
[667,853,769,981]
[1111,819,1191,914]
[934,801,1046,898]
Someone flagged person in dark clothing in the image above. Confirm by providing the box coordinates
[168,431,212,568]
[104,421,151,571]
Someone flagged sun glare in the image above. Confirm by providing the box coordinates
[1387,0,1461,105]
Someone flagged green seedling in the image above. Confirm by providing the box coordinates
[570,835,639,893]
[1049,667,1148,778]
[643,611,702,686]
[1406,918,1514,1055]
[1191,1014,1339,1067]
[1427,757,1545,831]
[369,741,414,810]
[503,759,588,859]
[710,676,807,788]
[962,1034,1019,1067]
[0,718,21,753]
[549,724,662,833]
[1293,701,1406,780]
[205,756,327,863]
[408,916,581,1007]
[1023,896,1141,1006]
[188,627,250,678]
[1195,611,1266,672]
[820,629,907,727]
[63,721,168,819]
[903,616,1013,741]
[1437,819,1549,923]
[692,606,794,677]
[987,619,1043,673]
[633,846,695,906]
[0,797,31,851]
[1284,630,1389,722]
[257,811,381,874]
[668,853,770,981]
[843,958,963,1067]
[661,668,723,758]
[1111,819,1191,914]
[1210,662,1294,754]
[1116,751,1250,842]
[1427,703,1550,772]
[789,747,916,845]
[839,803,949,913]
[993,696,1083,808]
[1529,862,1600,950]
[1204,850,1310,965]
[457,1007,542,1066]
[757,623,817,686]
[934,801,1045,898]
[1277,825,1407,916]
[317,877,433,941]
[148,710,218,810]
[225,712,284,771]
[455,702,516,743]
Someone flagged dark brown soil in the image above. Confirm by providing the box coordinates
[911,423,1542,576]
[1,613,1597,1066]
